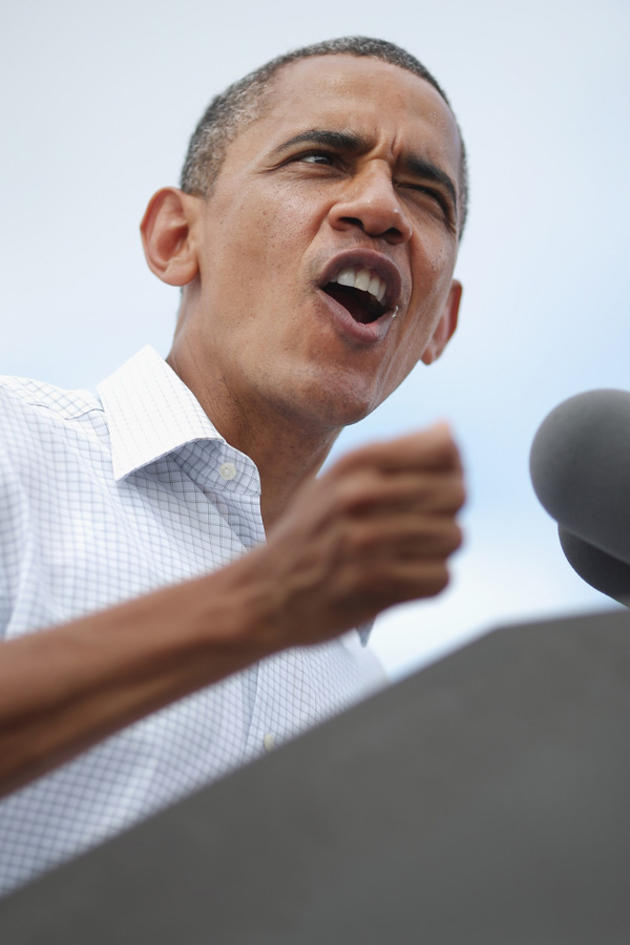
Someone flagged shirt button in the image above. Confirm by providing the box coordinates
[263,733,275,752]
[219,461,236,481]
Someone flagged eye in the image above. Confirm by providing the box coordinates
[295,150,337,166]
[402,184,454,224]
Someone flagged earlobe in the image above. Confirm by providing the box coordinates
[140,188,200,287]
[421,280,462,365]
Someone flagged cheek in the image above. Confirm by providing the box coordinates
[411,234,455,296]
[385,280,454,384]
[405,245,456,341]
[394,328,431,380]
[229,195,316,289]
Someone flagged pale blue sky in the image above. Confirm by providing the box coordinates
[2,0,628,676]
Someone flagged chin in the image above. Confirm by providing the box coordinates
[285,376,381,430]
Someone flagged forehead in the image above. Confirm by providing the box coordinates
[239,54,461,176]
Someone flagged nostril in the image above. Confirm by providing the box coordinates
[338,215,405,243]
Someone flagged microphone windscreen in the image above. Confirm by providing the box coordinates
[558,526,630,605]
[530,389,630,566]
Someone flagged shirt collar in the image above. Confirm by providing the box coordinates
[98,346,371,644]
[97,346,223,481]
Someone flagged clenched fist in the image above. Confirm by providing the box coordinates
[250,422,465,648]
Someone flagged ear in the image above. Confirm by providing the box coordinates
[421,280,463,365]
[140,188,200,286]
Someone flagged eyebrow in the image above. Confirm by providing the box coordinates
[272,128,458,217]
[272,128,365,156]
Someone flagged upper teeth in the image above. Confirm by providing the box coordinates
[332,267,387,305]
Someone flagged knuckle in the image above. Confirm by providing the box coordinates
[425,519,462,555]
[411,562,450,597]
[348,521,381,556]
[429,564,450,594]
[447,521,464,552]
[454,480,467,510]
[327,476,364,517]
[439,477,465,512]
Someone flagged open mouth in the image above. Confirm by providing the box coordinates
[320,264,395,325]
[323,283,387,324]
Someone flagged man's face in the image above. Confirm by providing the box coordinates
[183,54,463,434]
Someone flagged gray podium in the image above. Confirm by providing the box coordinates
[2,608,630,944]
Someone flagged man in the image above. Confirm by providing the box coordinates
[0,37,466,895]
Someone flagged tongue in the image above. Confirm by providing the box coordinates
[325,284,379,324]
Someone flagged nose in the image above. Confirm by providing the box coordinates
[328,163,413,245]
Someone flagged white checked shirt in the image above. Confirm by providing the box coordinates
[0,346,384,897]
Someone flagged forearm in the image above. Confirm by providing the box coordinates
[0,424,465,798]
[0,548,278,797]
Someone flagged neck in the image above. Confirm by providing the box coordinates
[166,338,340,531]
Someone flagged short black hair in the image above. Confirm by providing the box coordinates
[180,36,469,233]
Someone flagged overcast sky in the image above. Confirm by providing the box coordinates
[2,0,628,678]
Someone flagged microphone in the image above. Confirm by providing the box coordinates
[529,389,630,605]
